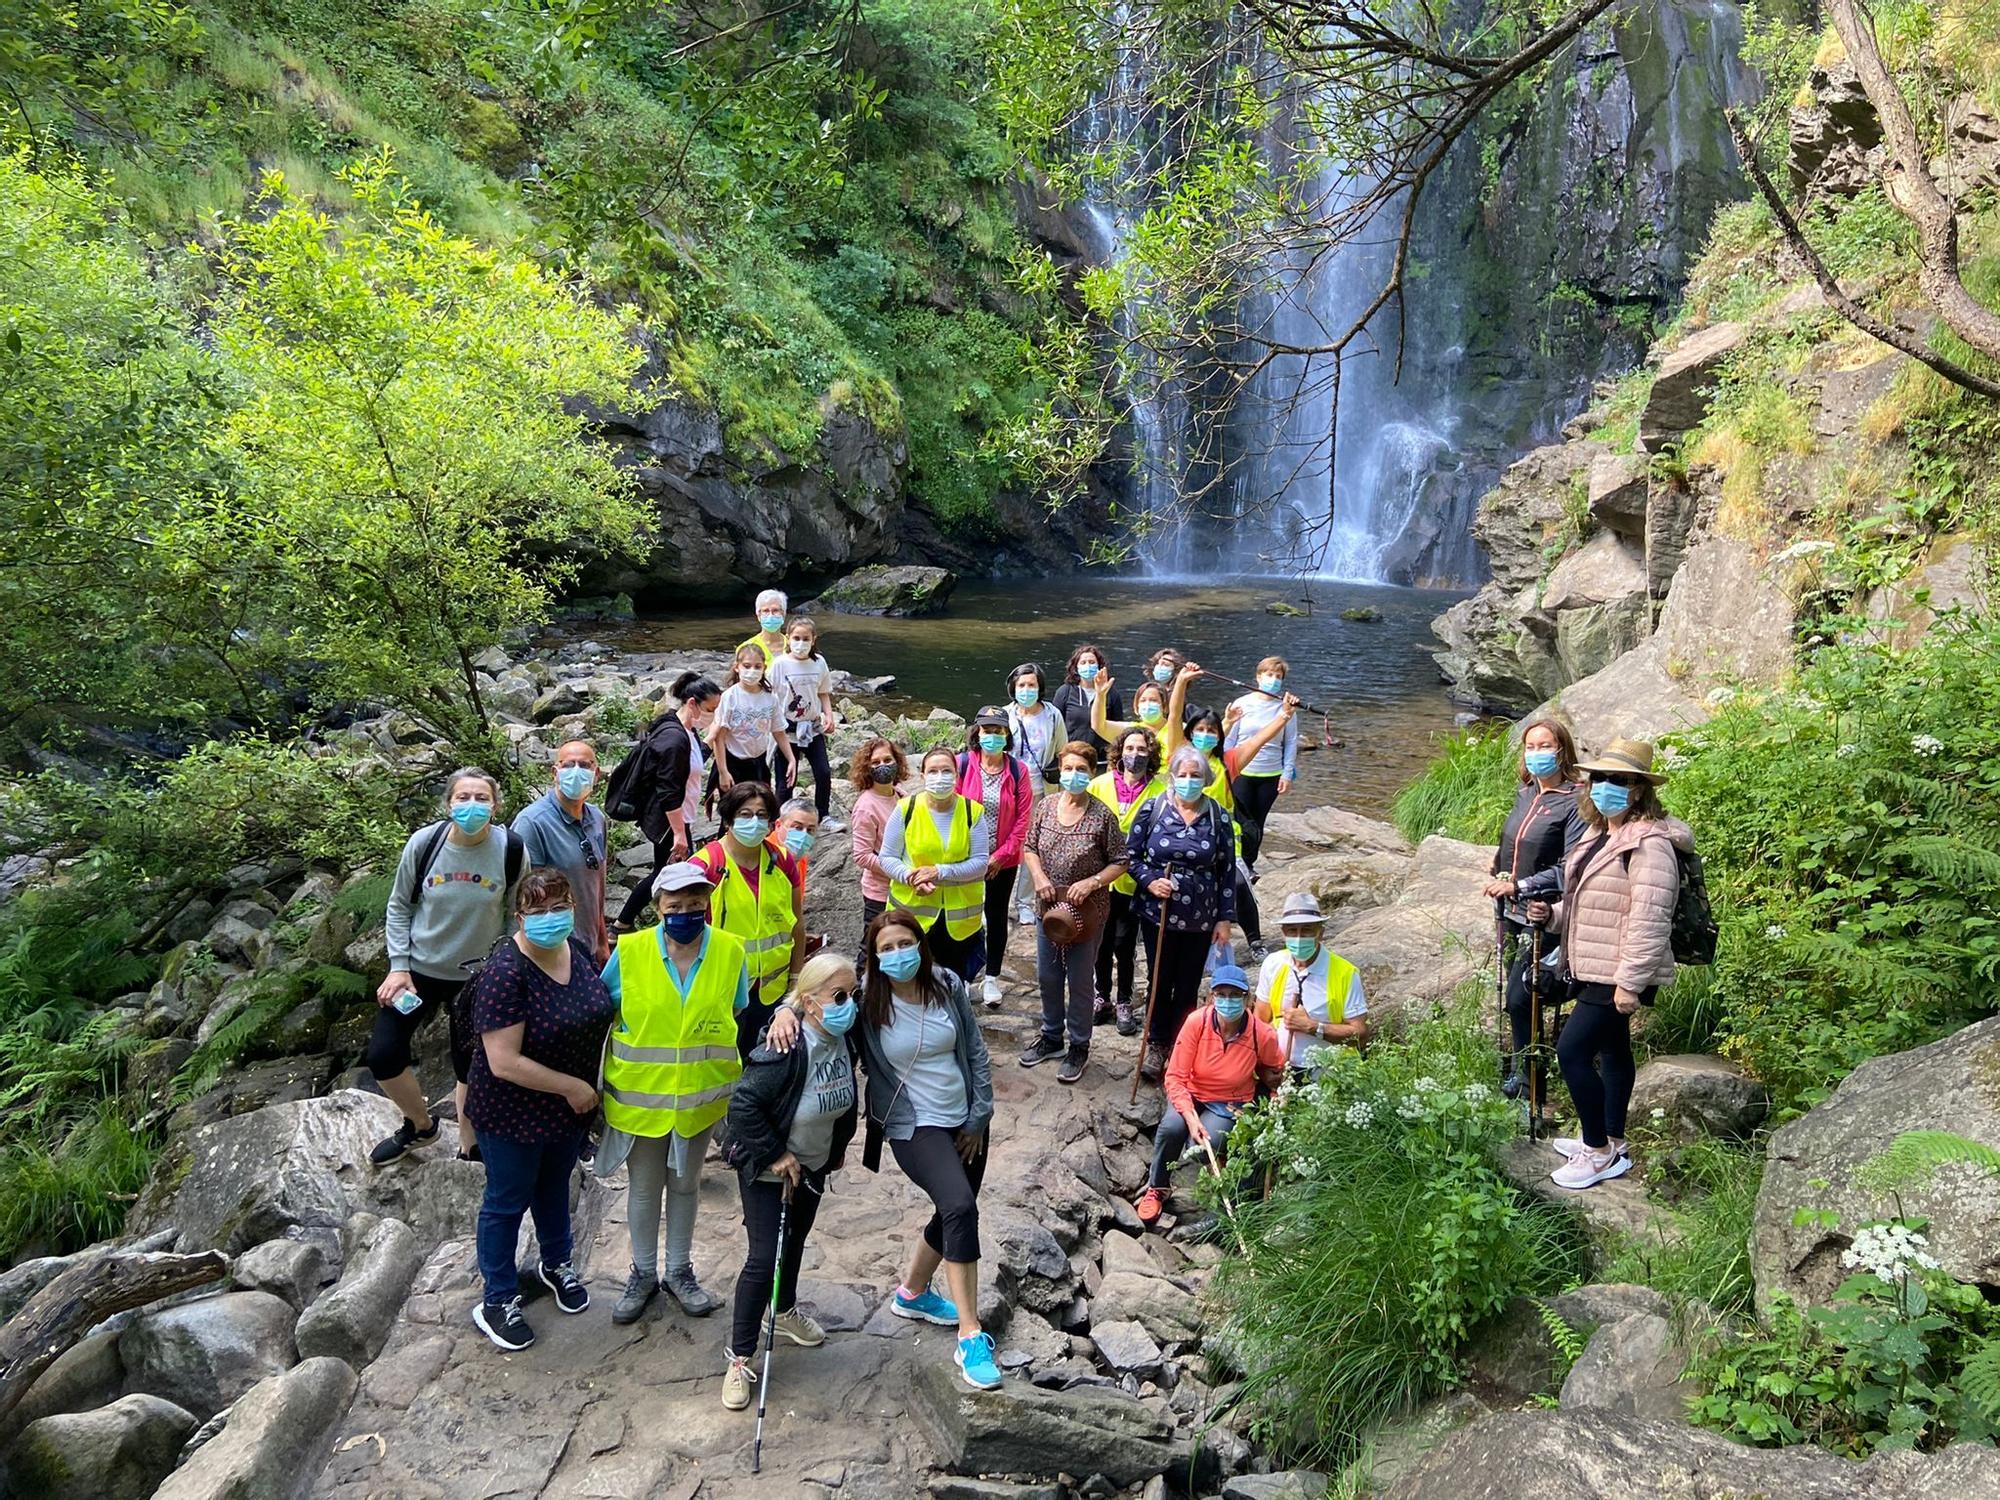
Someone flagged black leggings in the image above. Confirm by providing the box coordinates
[725,751,775,793]
[1557,988,1645,1148]
[775,735,833,819]
[729,1165,828,1356]
[363,970,470,1087]
[924,918,981,984]
[1094,890,1139,1006]
[1502,921,1557,1060]
[1231,773,1282,869]
[1235,869,1260,944]
[1148,927,1214,1048]
[982,869,1015,978]
[890,1125,988,1263]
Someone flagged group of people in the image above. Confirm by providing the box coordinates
[360,587,1691,1410]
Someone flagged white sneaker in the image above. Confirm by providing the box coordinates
[1551,1147,1632,1190]
[1552,1137,1629,1161]
[1016,905,1037,927]
[721,1353,756,1411]
[981,976,1004,1007]
[773,1307,825,1347]
[822,818,847,833]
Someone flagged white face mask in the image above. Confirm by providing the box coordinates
[740,667,763,686]
[924,770,956,798]
[788,639,812,659]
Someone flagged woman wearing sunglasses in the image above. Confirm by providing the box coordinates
[716,951,861,1411]
[1517,738,1694,1191]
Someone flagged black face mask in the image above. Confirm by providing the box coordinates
[1122,753,1148,775]
[870,764,897,785]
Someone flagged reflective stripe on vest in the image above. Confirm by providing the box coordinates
[601,928,744,1139]
[1090,773,1166,896]
[889,795,985,940]
[709,844,796,995]
[1258,950,1359,1032]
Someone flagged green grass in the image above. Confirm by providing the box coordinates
[1390,727,1520,845]
[0,1100,157,1259]
[1604,1136,1763,1322]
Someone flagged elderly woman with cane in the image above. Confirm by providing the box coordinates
[1125,745,1238,1083]
[719,950,861,1413]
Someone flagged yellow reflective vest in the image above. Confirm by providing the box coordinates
[1090,771,1166,896]
[707,843,797,1000]
[1258,949,1360,1032]
[1204,753,1244,856]
[602,928,745,1139]
[737,632,779,667]
[889,794,985,940]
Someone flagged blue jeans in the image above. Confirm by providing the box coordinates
[1148,1101,1239,1189]
[1037,925,1102,1048]
[476,1127,584,1304]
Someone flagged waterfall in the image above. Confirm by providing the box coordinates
[1078,1,1753,587]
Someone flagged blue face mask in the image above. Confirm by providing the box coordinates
[557,765,594,801]
[1060,769,1091,795]
[733,815,770,845]
[1212,991,1247,1022]
[1524,749,1560,779]
[1153,663,1175,684]
[1258,675,1284,695]
[449,801,492,835]
[1014,686,1039,708]
[1172,775,1205,802]
[878,946,921,983]
[1078,663,1100,681]
[818,997,857,1035]
[1191,731,1219,754]
[1285,936,1319,962]
[1591,780,1632,817]
[1137,702,1163,724]
[759,613,785,632]
[662,910,706,943]
[980,732,1007,753]
[784,827,814,857]
[522,910,574,948]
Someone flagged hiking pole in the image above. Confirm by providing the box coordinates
[751,1184,792,1475]
[1129,863,1176,1104]
[1190,669,1337,748]
[1527,924,1544,1143]
[1493,900,1510,1091]
[1200,1138,1251,1258]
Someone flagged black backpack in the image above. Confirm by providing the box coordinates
[1621,840,1717,966]
[408,821,525,908]
[604,716,675,823]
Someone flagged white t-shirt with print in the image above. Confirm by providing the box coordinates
[717,683,785,760]
[770,653,833,745]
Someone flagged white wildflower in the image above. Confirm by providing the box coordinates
[1462,1082,1492,1104]
[1840,1221,1942,1284]
[1764,923,1786,940]
[1650,1107,1667,1122]
[1342,1100,1376,1129]
[1412,1075,1441,1094]
[1912,733,1944,758]
[1835,743,1858,759]
[1771,538,1836,564]
[1705,685,1738,707]
[1397,1095,1424,1122]
[1291,1156,1310,1176]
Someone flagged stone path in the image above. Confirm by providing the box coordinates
[311,940,1190,1500]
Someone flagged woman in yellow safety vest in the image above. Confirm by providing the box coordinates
[596,859,795,1326]
[738,587,790,668]
[694,781,807,1059]
[1089,727,1167,1036]
[1184,685,1294,961]
[879,746,990,982]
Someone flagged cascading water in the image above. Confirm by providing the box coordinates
[1079,0,1754,587]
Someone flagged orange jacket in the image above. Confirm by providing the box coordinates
[1163,1005,1286,1118]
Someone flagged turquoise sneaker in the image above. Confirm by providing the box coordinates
[891,1285,958,1326]
[957,1331,1003,1390]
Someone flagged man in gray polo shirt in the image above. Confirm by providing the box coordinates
[513,738,611,964]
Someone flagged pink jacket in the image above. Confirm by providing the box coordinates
[849,788,897,902]
[956,753,1033,872]
[1551,816,1694,992]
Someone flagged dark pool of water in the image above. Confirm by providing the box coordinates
[609,579,1467,818]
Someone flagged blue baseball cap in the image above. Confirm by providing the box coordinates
[1210,964,1249,994]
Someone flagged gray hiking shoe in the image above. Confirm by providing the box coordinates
[612,1264,657,1325]
[662,1263,719,1317]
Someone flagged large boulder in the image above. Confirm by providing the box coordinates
[812,564,957,617]
[1586,453,1648,538]
[1383,1409,2000,1499]
[1789,50,1883,198]
[1627,1054,1767,1141]
[1545,537,1795,748]
[294,1217,423,1368]
[7,1393,199,1500]
[1753,1016,2000,1315]
[230,1239,329,1313]
[1257,808,1414,918]
[1474,443,1607,594]
[1556,1313,1687,1425]
[1542,532,1651,683]
[907,1358,1194,1487]
[1865,536,1989,650]
[1638,322,1747,451]
[1322,835,1494,1013]
[153,1356,359,1500]
[1430,585,1565,715]
[121,1291,299,1420]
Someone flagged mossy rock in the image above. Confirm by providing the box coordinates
[1341,606,1384,623]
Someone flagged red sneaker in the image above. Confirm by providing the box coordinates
[1135,1186,1165,1225]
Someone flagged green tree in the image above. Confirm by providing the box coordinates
[201,150,651,752]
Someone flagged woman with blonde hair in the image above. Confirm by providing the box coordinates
[718,950,861,1410]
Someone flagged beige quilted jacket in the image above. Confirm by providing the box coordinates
[1549,815,1693,992]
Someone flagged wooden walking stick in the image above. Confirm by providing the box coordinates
[1128,862,1177,1104]
[1201,1138,1252,1257]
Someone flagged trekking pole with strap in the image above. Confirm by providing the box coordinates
[1189,668,1337,748]
[1493,899,1510,1091]
[751,1183,793,1475]
[1526,923,1545,1142]
[1129,862,1177,1105]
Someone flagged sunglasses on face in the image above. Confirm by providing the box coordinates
[828,988,859,1007]
[1590,774,1639,789]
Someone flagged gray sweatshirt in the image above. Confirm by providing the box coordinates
[383,824,516,979]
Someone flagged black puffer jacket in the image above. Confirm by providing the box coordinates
[1491,780,1587,924]
[722,1026,859,1188]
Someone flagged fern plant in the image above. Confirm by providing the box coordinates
[1859,1130,2000,1193]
